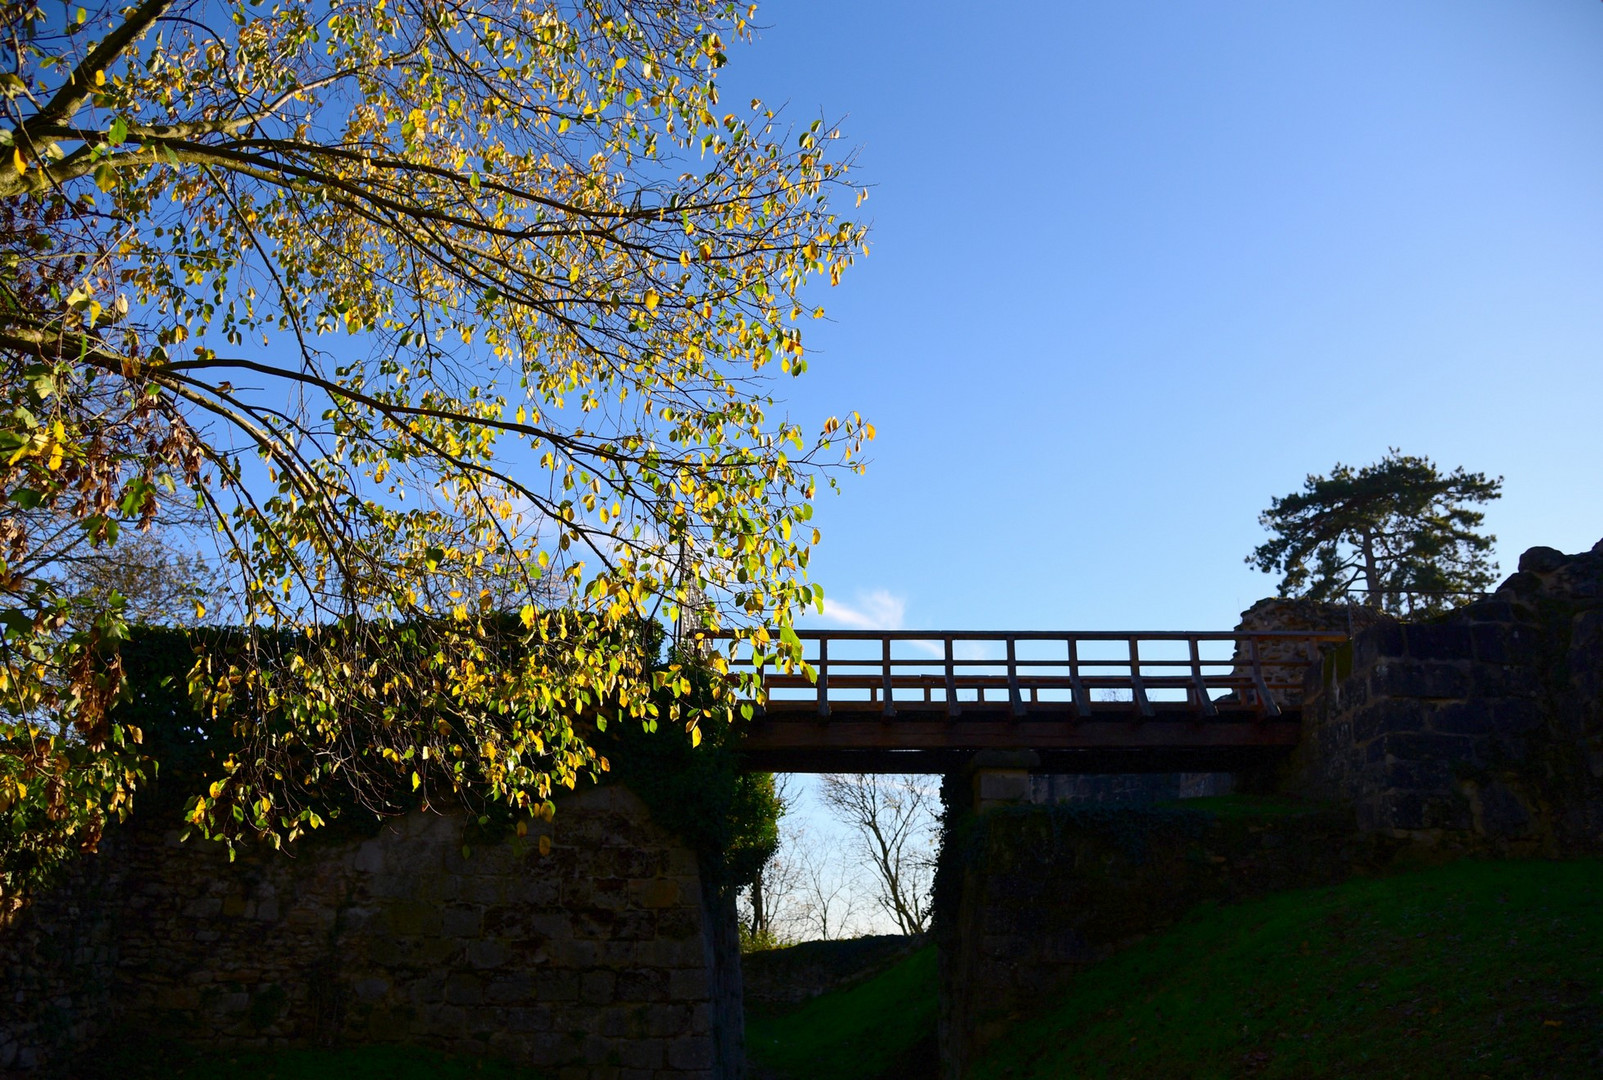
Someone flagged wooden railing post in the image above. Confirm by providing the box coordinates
[881,635,897,719]
[1068,637,1090,719]
[944,637,960,717]
[1189,637,1218,718]
[1248,635,1282,718]
[1006,636,1025,718]
[816,635,831,719]
[1128,638,1155,718]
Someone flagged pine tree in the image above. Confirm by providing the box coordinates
[1247,450,1502,616]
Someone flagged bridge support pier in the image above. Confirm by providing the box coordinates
[967,749,1040,813]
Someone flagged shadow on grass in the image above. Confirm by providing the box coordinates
[746,943,938,1080]
[970,858,1603,1080]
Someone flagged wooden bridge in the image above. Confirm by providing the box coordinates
[717,629,1348,773]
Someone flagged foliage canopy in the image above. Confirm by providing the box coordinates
[0,0,867,894]
[1247,450,1501,616]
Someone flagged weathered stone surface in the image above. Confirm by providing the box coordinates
[0,786,742,1079]
[1027,771,1232,805]
[1518,546,1568,574]
[937,800,1387,1079]
[741,934,926,1008]
[1286,537,1603,852]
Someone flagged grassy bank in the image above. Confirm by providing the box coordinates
[746,942,939,1080]
[972,858,1603,1079]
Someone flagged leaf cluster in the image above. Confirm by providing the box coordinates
[599,643,781,889]
[0,0,867,872]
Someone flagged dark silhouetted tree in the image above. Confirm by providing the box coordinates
[1248,450,1501,617]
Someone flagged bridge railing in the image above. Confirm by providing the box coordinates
[706,630,1349,720]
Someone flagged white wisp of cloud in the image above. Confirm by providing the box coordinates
[818,588,907,631]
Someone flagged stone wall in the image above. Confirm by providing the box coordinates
[1287,539,1603,851]
[936,540,1603,1078]
[1231,596,1393,708]
[935,799,1395,1080]
[741,935,925,1009]
[0,784,742,1080]
[1027,772,1231,805]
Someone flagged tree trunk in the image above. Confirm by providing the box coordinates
[749,865,766,936]
[1361,531,1383,607]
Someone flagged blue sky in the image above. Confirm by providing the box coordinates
[714,0,1603,635]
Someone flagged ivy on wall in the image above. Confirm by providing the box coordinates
[106,624,780,885]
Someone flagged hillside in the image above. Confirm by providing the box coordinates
[974,858,1603,1079]
[745,859,1603,1079]
[746,942,939,1080]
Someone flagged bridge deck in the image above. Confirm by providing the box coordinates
[715,629,1346,773]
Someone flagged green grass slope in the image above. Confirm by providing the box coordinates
[972,859,1603,1080]
[747,942,938,1080]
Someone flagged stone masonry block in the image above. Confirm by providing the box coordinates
[484,973,535,1004]
[441,905,482,938]
[384,899,443,938]
[646,1003,691,1038]
[1351,699,1429,741]
[1370,660,1472,700]
[637,938,704,969]
[1404,624,1474,662]
[666,1038,714,1071]
[1385,758,1454,793]
[634,878,682,910]
[580,970,617,1005]
[1487,697,1543,734]
[353,840,387,874]
[1429,700,1497,736]
[621,1038,666,1070]
[535,971,579,1003]
[1469,622,1539,666]
[666,967,708,1002]
[1471,664,1541,698]
[1455,598,1521,624]
[467,939,509,969]
[443,972,483,1006]
[617,968,669,1003]
[1382,731,1479,766]
[974,769,1032,809]
[596,1005,640,1039]
[1352,622,1405,667]
[1375,791,1428,830]
[503,1004,553,1033]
